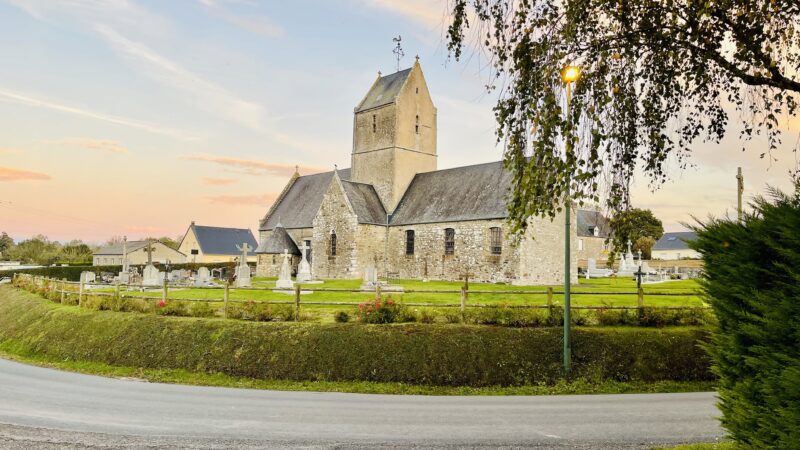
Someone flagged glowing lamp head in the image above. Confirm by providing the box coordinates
[561,66,581,83]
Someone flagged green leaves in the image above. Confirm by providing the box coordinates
[447,0,800,234]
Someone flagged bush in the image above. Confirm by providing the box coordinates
[227,301,295,322]
[0,285,714,386]
[118,297,151,314]
[189,301,216,318]
[692,188,800,448]
[356,298,405,324]
[83,295,114,311]
[155,300,190,317]
[334,311,350,323]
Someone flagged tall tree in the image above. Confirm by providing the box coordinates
[0,232,13,258]
[608,208,664,262]
[5,235,61,265]
[446,1,800,234]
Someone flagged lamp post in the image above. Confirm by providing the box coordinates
[561,65,580,376]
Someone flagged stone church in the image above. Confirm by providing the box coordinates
[256,61,577,285]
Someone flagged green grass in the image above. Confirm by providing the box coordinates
[0,343,715,396]
[84,276,703,323]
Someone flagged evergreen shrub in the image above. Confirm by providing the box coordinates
[692,188,800,448]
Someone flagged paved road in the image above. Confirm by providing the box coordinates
[0,358,723,449]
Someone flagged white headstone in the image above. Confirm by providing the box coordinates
[195,267,211,286]
[234,242,253,288]
[362,263,378,286]
[296,242,312,283]
[80,271,96,284]
[275,249,294,289]
[142,264,160,286]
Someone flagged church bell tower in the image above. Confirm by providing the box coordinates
[351,59,437,213]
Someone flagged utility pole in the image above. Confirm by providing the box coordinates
[737,167,744,223]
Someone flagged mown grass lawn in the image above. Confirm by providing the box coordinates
[97,276,703,315]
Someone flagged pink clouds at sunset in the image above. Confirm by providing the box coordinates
[182,154,325,177]
[207,193,279,206]
[46,137,128,154]
[0,166,51,182]
[202,177,237,186]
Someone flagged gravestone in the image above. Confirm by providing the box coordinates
[360,263,378,290]
[616,240,636,277]
[142,264,160,286]
[586,258,613,278]
[275,249,294,289]
[119,237,130,283]
[195,267,211,287]
[296,241,313,283]
[80,271,96,284]
[234,242,253,288]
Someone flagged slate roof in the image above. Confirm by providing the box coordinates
[576,210,612,238]
[256,224,300,255]
[341,180,387,225]
[191,225,258,256]
[653,232,697,251]
[260,169,351,231]
[389,161,511,225]
[355,68,412,113]
[93,240,150,256]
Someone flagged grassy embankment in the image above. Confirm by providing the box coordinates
[0,285,714,395]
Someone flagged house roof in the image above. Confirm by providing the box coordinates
[191,225,258,256]
[256,224,300,255]
[355,68,412,113]
[576,210,612,238]
[341,180,387,225]
[653,231,698,251]
[93,240,150,256]
[260,169,351,231]
[389,161,511,225]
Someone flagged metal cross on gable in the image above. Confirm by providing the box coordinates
[392,35,404,72]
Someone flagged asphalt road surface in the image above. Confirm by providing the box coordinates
[0,358,724,449]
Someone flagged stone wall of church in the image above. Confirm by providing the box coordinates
[576,236,608,267]
[311,179,360,279]
[384,220,519,283]
[515,210,579,285]
[255,254,300,278]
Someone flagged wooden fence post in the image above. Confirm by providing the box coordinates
[294,284,301,320]
[60,278,66,304]
[375,283,382,302]
[460,287,467,322]
[78,279,84,307]
[162,277,168,303]
[223,283,230,318]
[637,287,645,319]
[547,286,554,315]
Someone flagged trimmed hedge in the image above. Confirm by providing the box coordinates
[692,189,800,448]
[0,262,241,281]
[0,286,713,386]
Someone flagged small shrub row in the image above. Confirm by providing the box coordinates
[227,300,296,322]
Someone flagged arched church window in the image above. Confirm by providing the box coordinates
[415,115,419,134]
[444,228,455,255]
[406,230,415,255]
[330,232,337,256]
[372,115,376,133]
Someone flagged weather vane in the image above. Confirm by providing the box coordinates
[392,35,404,72]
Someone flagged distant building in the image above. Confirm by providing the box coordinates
[576,209,611,262]
[177,222,258,263]
[92,240,186,266]
[651,232,700,260]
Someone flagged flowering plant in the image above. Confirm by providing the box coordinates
[356,297,403,324]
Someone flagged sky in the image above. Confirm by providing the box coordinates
[0,0,797,244]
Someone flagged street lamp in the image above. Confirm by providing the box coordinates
[561,64,580,376]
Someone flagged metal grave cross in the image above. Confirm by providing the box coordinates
[634,265,646,289]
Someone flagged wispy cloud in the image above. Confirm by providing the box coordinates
[0,166,51,182]
[183,154,325,177]
[207,193,278,206]
[198,0,284,38]
[202,177,237,185]
[94,24,266,131]
[357,0,446,28]
[46,137,128,154]
[0,88,196,141]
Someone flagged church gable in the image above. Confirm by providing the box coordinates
[260,168,351,231]
[311,172,360,278]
